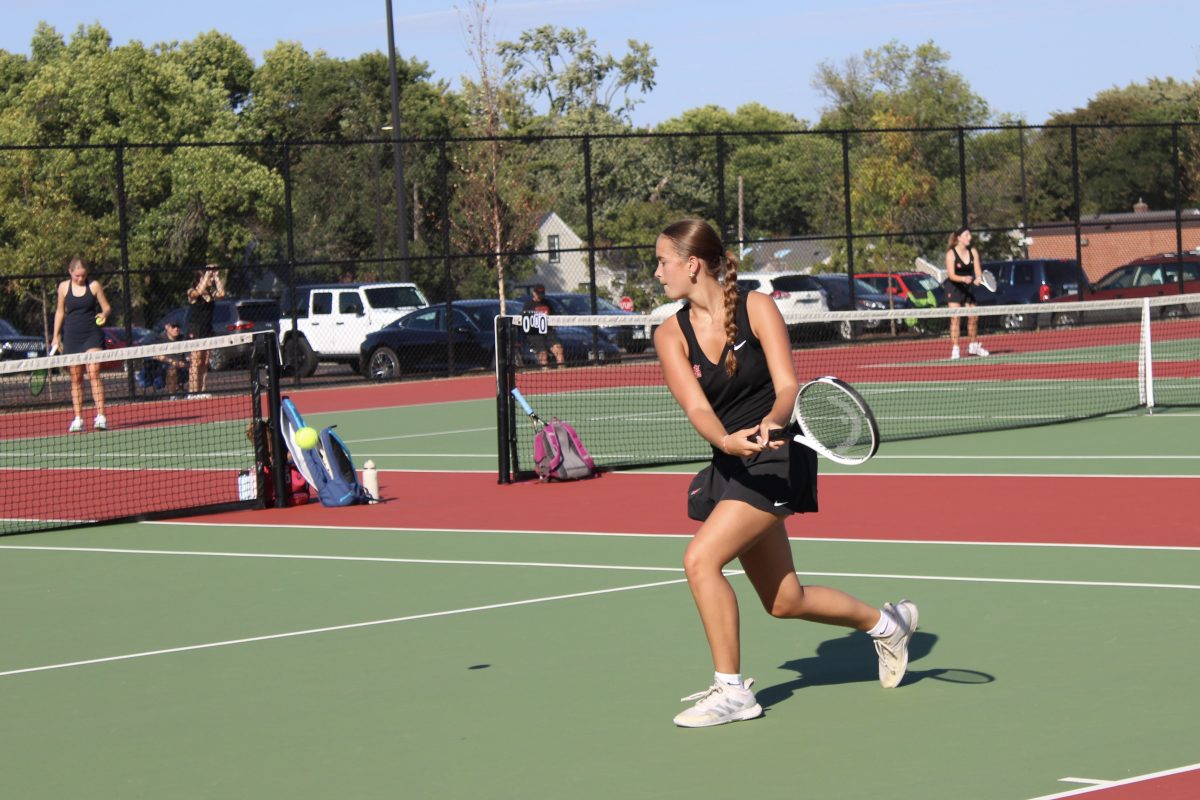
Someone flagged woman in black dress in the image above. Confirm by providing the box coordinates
[51,257,112,432]
[943,227,989,359]
[186,264,225,396]
[653,219,918,728]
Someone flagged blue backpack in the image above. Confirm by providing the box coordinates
[280,397,373,507]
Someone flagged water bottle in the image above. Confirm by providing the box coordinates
[362,459,379,502]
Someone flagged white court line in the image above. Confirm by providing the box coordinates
[1026,761,1200,799]
[349,426,493,443]
[2,544,1196,590]
[142,520,1200,551]
[0,576,691,679]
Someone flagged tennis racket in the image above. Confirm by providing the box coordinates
[757,376,879,466]
[511,388,545,431]
[29,345,57,396]
[915,256,996,293]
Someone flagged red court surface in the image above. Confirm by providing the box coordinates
[196,471,1196,547]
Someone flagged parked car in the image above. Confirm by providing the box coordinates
[856,272,946,307]
[1047,252,1200,326]
[978,259,1085,330]
[0,318,48,361]
[534,292,650,354]
[155,298,281,370]
[786,273,902,340]
[360,300,620,380]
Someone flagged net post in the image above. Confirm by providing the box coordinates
[1139,298,1155,412]
[264,331,289,506]
[495,315,512,484]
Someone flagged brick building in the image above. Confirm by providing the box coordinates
[1028,200,1200,282]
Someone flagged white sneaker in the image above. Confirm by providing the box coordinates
[950,346,960,360]
[93,414,107,431]
[874,600,919,689]
[969,342,989,357]
[673,679,763,728]
[68,417,83,433]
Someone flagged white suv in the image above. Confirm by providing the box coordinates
[646,270,828,337]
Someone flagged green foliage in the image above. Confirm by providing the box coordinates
[498,25,655,124]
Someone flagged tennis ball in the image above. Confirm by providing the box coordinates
[95,314,105,326]
[295,426,319,450]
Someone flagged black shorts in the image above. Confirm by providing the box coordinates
[525,331,561,350]
[686,440,818,521]
[943,279,977,305]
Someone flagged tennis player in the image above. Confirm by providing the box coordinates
[51,257,112,433]
[653,219,918,728]
[943,227,989,359]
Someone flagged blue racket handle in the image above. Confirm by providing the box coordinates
[511,388,535,417]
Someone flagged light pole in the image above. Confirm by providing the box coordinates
[385,0,410,279]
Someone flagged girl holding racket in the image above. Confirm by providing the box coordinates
[653,219,917,728]
[943,227,989,359]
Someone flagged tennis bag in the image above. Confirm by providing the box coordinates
[280,397,373,507]
[533,418,596,481]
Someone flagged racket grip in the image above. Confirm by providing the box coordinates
[510,388,535,417]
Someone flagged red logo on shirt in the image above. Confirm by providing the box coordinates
[693,364,702,378]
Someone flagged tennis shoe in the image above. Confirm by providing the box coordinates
[93,414,107,431]
[968,342,990,357]
[68,417,83,433]
[874,600,919,689]
[950,346,960,360]
[673,678,763,728]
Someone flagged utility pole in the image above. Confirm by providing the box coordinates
[385,0,410,280]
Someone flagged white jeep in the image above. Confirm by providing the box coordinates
[279,282,428,376]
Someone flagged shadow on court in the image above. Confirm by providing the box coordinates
[756,630,993,709]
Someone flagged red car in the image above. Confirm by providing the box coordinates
[856,272,946,306]
[1049,252,1200,325]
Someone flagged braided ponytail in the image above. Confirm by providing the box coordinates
[721,251,740,377]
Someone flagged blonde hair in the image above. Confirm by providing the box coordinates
[660,219,741,376]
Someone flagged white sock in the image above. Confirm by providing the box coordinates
[867,610,897,639]
[714,671,743,688]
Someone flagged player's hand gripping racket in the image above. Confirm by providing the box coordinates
[915,256,996,292]
[29,345,57,396]
[511,387,545,431]
[761,376,879,466]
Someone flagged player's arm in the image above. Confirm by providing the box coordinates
[51,281,67,349]
[746,291,799,446]
[92,281,112,322]
[971,248,984,283]
[654,317,762,457]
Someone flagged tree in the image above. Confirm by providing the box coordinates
[497,25,655,125]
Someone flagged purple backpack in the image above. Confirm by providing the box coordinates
[533,418,597,481]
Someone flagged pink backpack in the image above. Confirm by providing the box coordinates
[533,418,597,481]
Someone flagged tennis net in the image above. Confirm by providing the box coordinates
[0,332,272,535]
[496,293,1200,481]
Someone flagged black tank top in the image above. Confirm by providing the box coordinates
[63,282,100,335]
[675,290,776,434]
[951,247,974,278]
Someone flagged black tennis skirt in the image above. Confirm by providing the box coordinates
[943,279,978,305]
[686,439,818,521]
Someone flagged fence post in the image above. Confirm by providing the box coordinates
[841,130,856,294]
[716,134,727,243]
[114,141,135,397]
[583,135,597,312]
[282,142,300,386]
[1070,125,1084,295]
[957,126,968,226]
[440,138,455,372]
[1172,122,1184,294]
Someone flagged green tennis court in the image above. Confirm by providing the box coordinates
[1,387,1196,800]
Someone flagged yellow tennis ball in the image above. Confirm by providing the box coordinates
[95,314,105,326]
[295,426,319,450]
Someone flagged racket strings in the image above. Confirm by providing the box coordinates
[797,383,875,460]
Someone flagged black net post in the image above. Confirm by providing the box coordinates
[264,332,288,507]
[495,316,512,483]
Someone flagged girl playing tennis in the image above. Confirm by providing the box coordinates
[653,219,918,727]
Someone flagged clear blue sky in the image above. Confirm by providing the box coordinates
[3,0,1198,127]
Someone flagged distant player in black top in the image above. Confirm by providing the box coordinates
[653,219,918,728]
[522,284,564,368]
[51,257,112,433]
[186,264,225,395]
[943,227,989,359]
